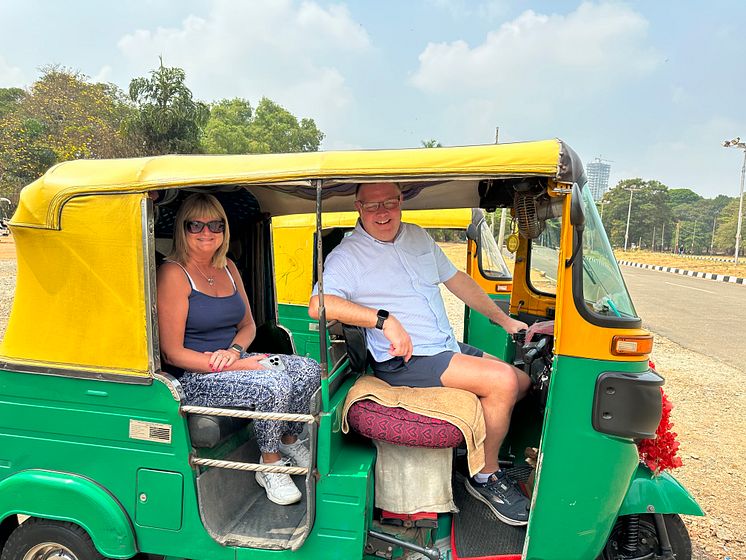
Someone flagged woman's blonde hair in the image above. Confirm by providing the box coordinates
[168,193,230,268]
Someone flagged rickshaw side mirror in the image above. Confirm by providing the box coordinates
[565,183,585,268]
[466,223,479,243]
[570,182,585,230]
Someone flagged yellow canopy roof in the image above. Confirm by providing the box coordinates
[11,139,570,230]
[2,138,579,380]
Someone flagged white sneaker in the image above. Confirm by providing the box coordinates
[255,458,302,505]
[279,439,311,467]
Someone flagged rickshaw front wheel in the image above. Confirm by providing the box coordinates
[0,519,104,560]
[601,513,691,560]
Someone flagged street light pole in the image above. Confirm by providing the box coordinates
[623,185,640,251]
[722,137,746,264]
[711,212,718,254]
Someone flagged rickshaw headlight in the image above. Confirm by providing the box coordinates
[611,335,654,356]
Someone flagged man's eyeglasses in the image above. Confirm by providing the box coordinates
[185,220,226,234]
[357,197,401,212]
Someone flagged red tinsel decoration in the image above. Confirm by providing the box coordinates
[637,382,683,475]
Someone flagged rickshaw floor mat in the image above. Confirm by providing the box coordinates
[196,440,309,549]
[451,468,529,558]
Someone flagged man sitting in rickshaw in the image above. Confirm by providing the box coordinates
[309,182,532,526]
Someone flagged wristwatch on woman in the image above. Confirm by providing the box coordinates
[375,309,389,330]
[230,343,244,354]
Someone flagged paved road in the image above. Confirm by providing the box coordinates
[620,265,746,370]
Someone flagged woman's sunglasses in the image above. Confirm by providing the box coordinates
[185,220,226,234]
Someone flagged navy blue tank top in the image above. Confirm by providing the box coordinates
[174,263,247,353]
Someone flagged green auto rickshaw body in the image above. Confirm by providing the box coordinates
[0,139,700,560]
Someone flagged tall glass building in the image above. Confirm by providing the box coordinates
[587,158,611,201]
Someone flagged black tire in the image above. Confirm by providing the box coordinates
[0,518,104,560]
[602,514,692,560]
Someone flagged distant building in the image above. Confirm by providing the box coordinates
[586,158,611,201]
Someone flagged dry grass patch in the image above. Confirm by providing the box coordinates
[616,250,746,277]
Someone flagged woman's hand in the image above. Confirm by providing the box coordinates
[206,351,269,372]
[236,354,269,370]
[206,348,239,372]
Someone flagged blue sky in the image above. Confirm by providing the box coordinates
[1,0,745,199]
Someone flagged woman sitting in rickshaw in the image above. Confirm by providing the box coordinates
[157,193,321,506]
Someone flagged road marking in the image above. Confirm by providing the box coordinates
[664,281,715,294]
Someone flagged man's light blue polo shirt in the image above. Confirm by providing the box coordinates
[316,220,460,363]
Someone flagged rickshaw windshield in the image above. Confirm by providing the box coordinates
[477,219,512,279]
[580,185,637,319]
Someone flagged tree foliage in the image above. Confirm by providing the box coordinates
[0,88,26,119]
[201,97,324,155]
[600,179,740,254]
[0,62,327,210]
[421,139,442,148]
[201,98,253,154]
[0,67,135,204]
[713,197,744,255]
[125,59,210,155]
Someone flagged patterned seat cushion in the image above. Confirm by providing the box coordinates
[347,399,463,448]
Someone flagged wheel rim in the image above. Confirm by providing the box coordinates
[22,542,78,560]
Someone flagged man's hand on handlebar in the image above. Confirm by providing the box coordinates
[504,317,529,335]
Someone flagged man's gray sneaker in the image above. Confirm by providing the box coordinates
[465,471,530,526]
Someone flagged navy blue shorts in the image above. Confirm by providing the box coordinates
[371,342,484,388]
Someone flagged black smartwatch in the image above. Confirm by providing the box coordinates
[375,309,389,330]
[230,343,244,354]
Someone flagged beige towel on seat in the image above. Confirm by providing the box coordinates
[341,375,486,476]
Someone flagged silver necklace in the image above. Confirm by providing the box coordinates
[193,263,215,286]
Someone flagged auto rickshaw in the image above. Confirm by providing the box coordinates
[0,138,701,560]
[272,208,514,362]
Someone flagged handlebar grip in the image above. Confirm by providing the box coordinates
[512,329,527,344]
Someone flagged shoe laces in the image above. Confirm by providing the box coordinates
[281,439,311,467]
[262,470,297,491]
[494,471,527,503]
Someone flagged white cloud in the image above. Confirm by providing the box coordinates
[0,54,26,87]
[425,0,508,21]
[92,65,113,84]
[116,0,371,142]
[412,2,660,99]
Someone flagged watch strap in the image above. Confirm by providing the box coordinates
[375,309,389,330]
[230,343,244,354]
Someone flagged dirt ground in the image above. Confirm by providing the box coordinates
[616,249,746,278]
[0,236,743,558]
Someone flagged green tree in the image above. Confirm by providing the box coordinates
[601,179,672,250]
[245,97,323,154]
[0,67,134,204]
[0,87,26,119]
[421,139,442,148]
[201,98,253,154]
[713,197,743,256]
[125,59,209,155]
[201,97,324,155]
